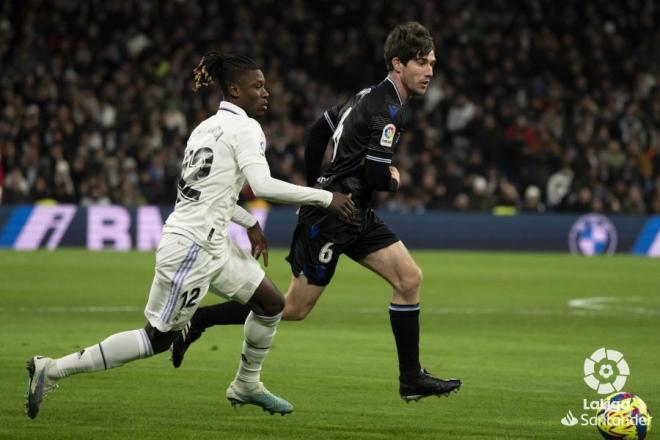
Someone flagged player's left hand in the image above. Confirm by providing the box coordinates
[247,222,269,267]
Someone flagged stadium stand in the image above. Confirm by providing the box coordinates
[1,0,659,214]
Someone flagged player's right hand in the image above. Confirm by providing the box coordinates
[328,192,355,222]
[389,166,400,185]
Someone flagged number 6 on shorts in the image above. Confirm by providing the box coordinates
[318,242,334,263]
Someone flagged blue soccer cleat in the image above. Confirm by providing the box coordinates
[226,380,293,415]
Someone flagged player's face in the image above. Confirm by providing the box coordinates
[236,69,269,118]
[401,50,436,96]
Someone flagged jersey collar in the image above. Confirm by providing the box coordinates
[385,77,404,106]
[218,101,248,117]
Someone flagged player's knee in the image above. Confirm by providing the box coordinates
[283,302,310,321]
[416,266,424,285]
[248,277,285,317]
[397,266,423,296]
[262,294,285,316]
[251,292,284,317]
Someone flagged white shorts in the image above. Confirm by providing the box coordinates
[144,233,265,332]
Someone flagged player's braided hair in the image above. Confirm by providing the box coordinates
[192,52,259,95]
[384,22,434,71]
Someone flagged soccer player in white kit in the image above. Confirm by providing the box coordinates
[25,52,355,419]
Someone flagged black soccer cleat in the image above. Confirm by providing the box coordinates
[399,368,462,402]
[170,320,203,368]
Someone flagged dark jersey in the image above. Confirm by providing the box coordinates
[309,77,408,208]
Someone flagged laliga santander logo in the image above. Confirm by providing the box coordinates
[380,123,397,147]
[561,348,633,427]
[561,410,579,427]
[561,348,636,428]
[583,348,630,395]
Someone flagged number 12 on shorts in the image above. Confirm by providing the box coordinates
[179,288,200,311]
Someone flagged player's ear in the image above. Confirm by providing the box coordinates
[227,82,240,99]
[391,57,403,74]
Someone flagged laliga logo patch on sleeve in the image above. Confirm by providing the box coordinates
[259,134,267,156]
[380,124,396,147]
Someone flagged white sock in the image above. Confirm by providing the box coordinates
[48,329,154,379]
[235,311,282,387]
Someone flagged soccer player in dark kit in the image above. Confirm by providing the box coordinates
[172,21,462,402]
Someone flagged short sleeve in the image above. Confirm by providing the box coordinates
[234,119,269,170]
[368,110,398,157]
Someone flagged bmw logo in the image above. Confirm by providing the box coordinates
[569,214,618,256]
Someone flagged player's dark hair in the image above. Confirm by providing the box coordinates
[192,52,259,94]
[383,22,434,71]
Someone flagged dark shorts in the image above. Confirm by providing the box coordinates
[286,207,399,286]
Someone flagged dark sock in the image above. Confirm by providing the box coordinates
[194,301,251,330]
[389,303,421,380]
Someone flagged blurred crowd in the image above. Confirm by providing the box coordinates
[1,0,659,214]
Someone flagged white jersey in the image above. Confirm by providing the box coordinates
[163,101,272,260]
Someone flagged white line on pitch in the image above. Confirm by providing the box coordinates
[568,296,660,315]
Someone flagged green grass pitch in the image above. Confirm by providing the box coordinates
[0,249,658,439]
